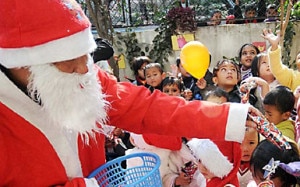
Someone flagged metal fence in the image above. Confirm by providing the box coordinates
[107,0,279,27]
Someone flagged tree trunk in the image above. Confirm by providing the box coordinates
[84,0,119,78]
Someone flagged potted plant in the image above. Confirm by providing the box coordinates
[166,6,197,34]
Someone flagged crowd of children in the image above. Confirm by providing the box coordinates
[199,0,279,26]
[101,25,300,187]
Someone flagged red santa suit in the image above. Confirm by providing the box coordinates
[0,67,249,186]
[0,0,250,186]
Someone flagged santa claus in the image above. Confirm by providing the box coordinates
[0,0,260,186]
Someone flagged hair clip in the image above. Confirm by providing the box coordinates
[259,158,300,187]
[263,158,280,179]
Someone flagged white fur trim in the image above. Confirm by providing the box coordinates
[84,178,99,187]
[225,103,249,142]
[130,133,156,150]
[0,71,83,177]
[0,27,96,68]
[187,139,233,178]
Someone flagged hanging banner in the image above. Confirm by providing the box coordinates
[171,33,195,51]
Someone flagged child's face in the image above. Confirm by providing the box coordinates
[250,165,282,186]
[258,56,275,79]
[145,67,165,87]
[197,161,216,179]
[178,63,191,78]
[213,62,239,90]
[263,104,288,125]
[206,95,227,104]
[211,12,222,25]
[266,8,278,18]
[138,62,147,79]
[245,10,256,18]
[163,84,181,96]
[241,45,258,69]
[241,126,258,162]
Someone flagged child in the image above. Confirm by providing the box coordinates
[212,59,258,105]
[203,86,229,104]
[162,76,184,97]
[234,2,258,24]
[249,139,300,186]
[207,10,222,26]
[131,56,152,86]
[164,142,205,187]
[262,28,300,91]
[176,57,213,101]
[144,62,166,92]
[105,127,134,167]
[176,57,198,101]
[187,138,241,187]
[263,86,296,141]
[243,4,258,23]
[264,4,279,22]
[205,88,259,187]
[186,86,241,187]
[238,126,260,187]
[250,52,280,91]
[240,52,276,112]
[238,43,260,81]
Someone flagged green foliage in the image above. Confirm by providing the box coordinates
[292,1,300,20]
[115,28,142,68]
[148,17,174,66]
[115,1,197,69]
[276,0,297,69]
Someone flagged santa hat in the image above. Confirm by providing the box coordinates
[0,0,96,68]
[187,138,241,187]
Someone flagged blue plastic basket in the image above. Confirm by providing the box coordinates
[88,152,162,187]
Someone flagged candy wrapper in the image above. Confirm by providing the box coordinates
[257,180,275,187]
[247,114,291,150]
[181,161,198,179]
[240,80,256,104]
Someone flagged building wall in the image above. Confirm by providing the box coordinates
[117,22,300,81]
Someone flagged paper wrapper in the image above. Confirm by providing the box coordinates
[248,115,291,150]
[181,161,198,179]
[258,180,275,187]
[240,81,256,104]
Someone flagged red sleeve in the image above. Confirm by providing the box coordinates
[142,133,182,150]
[97,66,246,142]
[55,178,85,187]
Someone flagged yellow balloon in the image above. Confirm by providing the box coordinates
[180,41,210,79]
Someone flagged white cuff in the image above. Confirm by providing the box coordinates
[84,178,99,187]
[225,103,249,142]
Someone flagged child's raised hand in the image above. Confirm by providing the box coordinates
[241,77,269,98]
[247,106,263,121]
[196,78,207,89]
[261,28,280,51]
[170,64,178,77]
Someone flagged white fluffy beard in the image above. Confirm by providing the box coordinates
[27,56,109,141]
